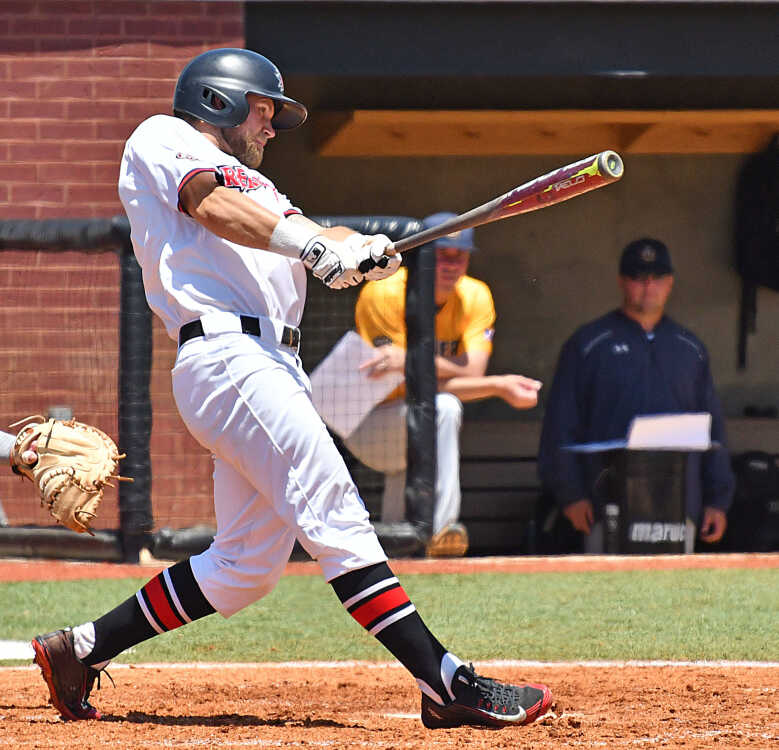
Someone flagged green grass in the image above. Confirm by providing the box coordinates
[2,568,777,665]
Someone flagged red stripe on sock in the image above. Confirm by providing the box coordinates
[351,586,409,628]
[144,576,185,631]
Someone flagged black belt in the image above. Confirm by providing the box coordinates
[178,316,301,350]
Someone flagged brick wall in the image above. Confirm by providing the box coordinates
[0,1,244,532]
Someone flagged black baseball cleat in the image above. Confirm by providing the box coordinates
[421,663,552,729]
[31,628,104,720]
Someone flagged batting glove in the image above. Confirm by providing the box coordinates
[346,233,401,281]
[299,235,363,289]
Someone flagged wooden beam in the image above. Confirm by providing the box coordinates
[311,110,779,156]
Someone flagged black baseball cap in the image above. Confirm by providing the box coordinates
[619,238,674,278]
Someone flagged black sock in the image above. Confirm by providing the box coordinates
[83,559,215,665]
[331,562,451,703]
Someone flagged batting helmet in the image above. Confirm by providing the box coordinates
[173,48,308,130]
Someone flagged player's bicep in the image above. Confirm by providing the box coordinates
[178,169,220,216]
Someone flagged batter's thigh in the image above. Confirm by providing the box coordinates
[173,333,387,586]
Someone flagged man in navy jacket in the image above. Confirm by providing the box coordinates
[538,238,734,552]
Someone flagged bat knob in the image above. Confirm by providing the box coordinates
[358,258,375,274]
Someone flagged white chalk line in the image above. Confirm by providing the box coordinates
[3,652,779,670]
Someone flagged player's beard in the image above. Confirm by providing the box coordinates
[222,128,264,169]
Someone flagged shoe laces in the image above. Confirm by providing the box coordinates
[84,666,114,703]
[460,664,520,712]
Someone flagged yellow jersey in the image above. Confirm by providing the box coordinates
[354,267,496,399]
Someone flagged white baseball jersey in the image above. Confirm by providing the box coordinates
[118,114,306,340]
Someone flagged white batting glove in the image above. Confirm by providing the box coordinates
[299,235,363,289]
[345,233,401,281]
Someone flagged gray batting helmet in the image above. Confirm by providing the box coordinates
[173,48,307,130]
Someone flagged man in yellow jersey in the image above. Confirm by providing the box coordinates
[345,213,542,556]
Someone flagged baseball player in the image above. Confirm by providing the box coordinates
[346,215,542,556]
[30,48,551,729]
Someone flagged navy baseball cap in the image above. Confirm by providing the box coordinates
[422,212,478,252]
[619,238,674,277]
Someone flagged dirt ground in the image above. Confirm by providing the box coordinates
[1,553,778,749]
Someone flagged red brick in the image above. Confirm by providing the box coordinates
[11,183,65,204]
[8,100,67,119]
[10,58,68,80]
[67,183,118,203]
[39,1,95,14]
[9,142,64,161]
[124,19,179,38]
[66,100,122,120]
[120,58,180,79]
[94,41,151,58]
[0,205,37,219]
[10,18,66,35]
[0,120,39,138]
[122,99,172,120]
[97,1,147,16]
[64,141,122,161]
[94,119,135,141]
[95,79,149,100]
[2,83,34,103]
[0,1,35,13]
[0,38,41,54]
[67,16,122,36]
[38,163,94,183]
[66,58,121,78]
[39,120,97,140]
[37,77,94,100]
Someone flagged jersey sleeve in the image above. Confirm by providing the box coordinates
[354,277,407,348]
[460,280,496,354]
[123,117,220,214]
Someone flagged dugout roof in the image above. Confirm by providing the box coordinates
[247,1,779,155]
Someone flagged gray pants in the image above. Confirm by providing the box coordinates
[344,393,463,535]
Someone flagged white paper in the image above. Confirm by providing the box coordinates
[563,412,714,453]
[626,412,712,450]
[309,331,405,438]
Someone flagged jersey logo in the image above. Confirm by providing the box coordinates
[216,165,271,193]
[437,340,460,356]
[176,152,198,160]
[612,343,630,354]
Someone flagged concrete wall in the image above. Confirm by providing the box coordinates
[264,135,779,419]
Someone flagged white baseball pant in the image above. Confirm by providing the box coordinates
[171,327,387,617]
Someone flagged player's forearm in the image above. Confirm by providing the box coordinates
[438,375,507,402]
[434,355,484,380]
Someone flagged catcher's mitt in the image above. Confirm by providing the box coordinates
[9,415,131,535]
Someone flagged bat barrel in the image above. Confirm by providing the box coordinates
[599,150,624,179]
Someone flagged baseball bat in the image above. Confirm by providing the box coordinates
[359,150,623,272]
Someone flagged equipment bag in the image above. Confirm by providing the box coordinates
[725,451,779,552]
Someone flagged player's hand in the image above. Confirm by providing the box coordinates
[346,233,401,281]
[698,506,727,543]
[299,235,363,289]
[360,344,406,378]
[564,498,594,534]
[497,374,542,409]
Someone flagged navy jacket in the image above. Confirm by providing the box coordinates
[538,310,735,522]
